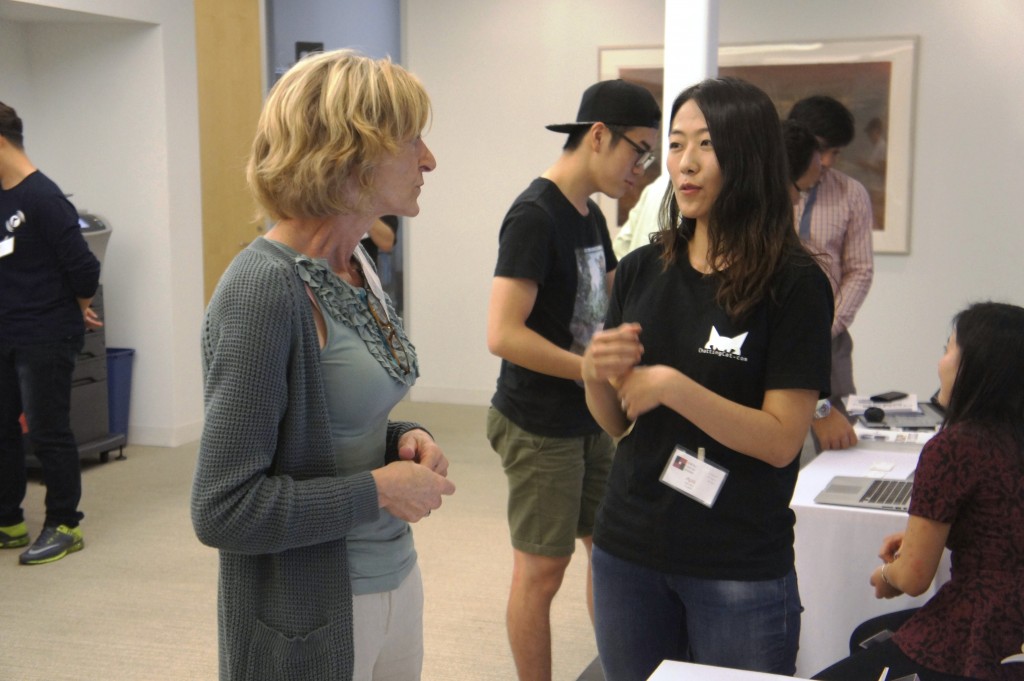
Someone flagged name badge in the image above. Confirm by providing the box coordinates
[659,445,728,508]
[0,237,13,258]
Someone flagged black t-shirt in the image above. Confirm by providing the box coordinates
[594,244,833,580]
[491,178,618,437]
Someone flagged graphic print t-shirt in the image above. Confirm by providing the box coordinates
[491,178,617,437]
[594,244,833,580]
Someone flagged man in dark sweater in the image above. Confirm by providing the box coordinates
[0,101,101,565]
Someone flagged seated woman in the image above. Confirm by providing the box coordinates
[813,302,1024,681]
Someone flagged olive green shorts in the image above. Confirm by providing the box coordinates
[486,406,615,558]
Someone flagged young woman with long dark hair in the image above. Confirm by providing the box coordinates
[581,77,834,679]
[814,301,1024,681]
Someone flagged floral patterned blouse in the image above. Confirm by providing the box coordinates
[893,421,1024,680]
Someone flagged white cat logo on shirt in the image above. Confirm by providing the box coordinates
[1002,640,1024,665]
[698,326,749,362]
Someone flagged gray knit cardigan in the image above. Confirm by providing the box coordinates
[192,237,423,680]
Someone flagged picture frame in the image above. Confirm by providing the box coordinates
[598,38,917,254]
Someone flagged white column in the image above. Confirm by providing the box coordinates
[662,0,719,119]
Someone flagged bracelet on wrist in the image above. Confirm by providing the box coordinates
[881,563,902,593]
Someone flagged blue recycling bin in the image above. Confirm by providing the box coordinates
[106,347,135,436]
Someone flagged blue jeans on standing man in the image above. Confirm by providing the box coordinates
[592,544,802,681]
[0,336,85,528]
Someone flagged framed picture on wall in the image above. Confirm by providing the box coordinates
[599,38,917,254]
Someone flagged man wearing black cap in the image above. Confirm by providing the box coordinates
[485,80,660,681]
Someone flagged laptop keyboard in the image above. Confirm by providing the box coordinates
[860,479,913,510]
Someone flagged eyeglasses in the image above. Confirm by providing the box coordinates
[618,133,657,171]
[363,286,412,375]
[352,259,412,375]
[363,290,411,375]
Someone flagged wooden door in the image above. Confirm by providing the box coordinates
[194,0,264,302]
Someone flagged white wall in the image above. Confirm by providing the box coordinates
[0,21,31,103]
[5,0,1021,443]
[0,0,204,446]
[403,0,666,404]
[404,0,1024,405]
[719,0,1024,397]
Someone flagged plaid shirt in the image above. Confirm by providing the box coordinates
[795,167,874,337]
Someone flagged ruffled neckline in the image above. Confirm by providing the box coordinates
[266,240,418,387]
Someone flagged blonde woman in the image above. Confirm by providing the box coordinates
[192,50,455,681]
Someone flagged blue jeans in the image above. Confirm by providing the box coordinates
[0,337,85,528]
[593,545,802,681]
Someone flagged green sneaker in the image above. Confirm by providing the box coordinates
[0,522,29,548]
[19,524,84,565]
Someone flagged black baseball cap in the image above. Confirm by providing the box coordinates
[546,79,661,133]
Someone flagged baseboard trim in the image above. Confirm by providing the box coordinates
[125,418,203,447]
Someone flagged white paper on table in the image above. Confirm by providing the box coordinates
[853,422,936,447]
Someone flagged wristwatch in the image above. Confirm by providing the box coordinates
[814,399,832,420]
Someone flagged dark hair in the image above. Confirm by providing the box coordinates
[656,77,814,323]
[782,119,819,183]
[945,302,1024,445]
[0,101,25,149]
[561,125,588,151]
[787,95,854,148]
[560,123,632,152]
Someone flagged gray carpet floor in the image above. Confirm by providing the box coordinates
[0,402,600,680]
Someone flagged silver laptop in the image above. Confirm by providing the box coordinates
[814,475,913,512]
